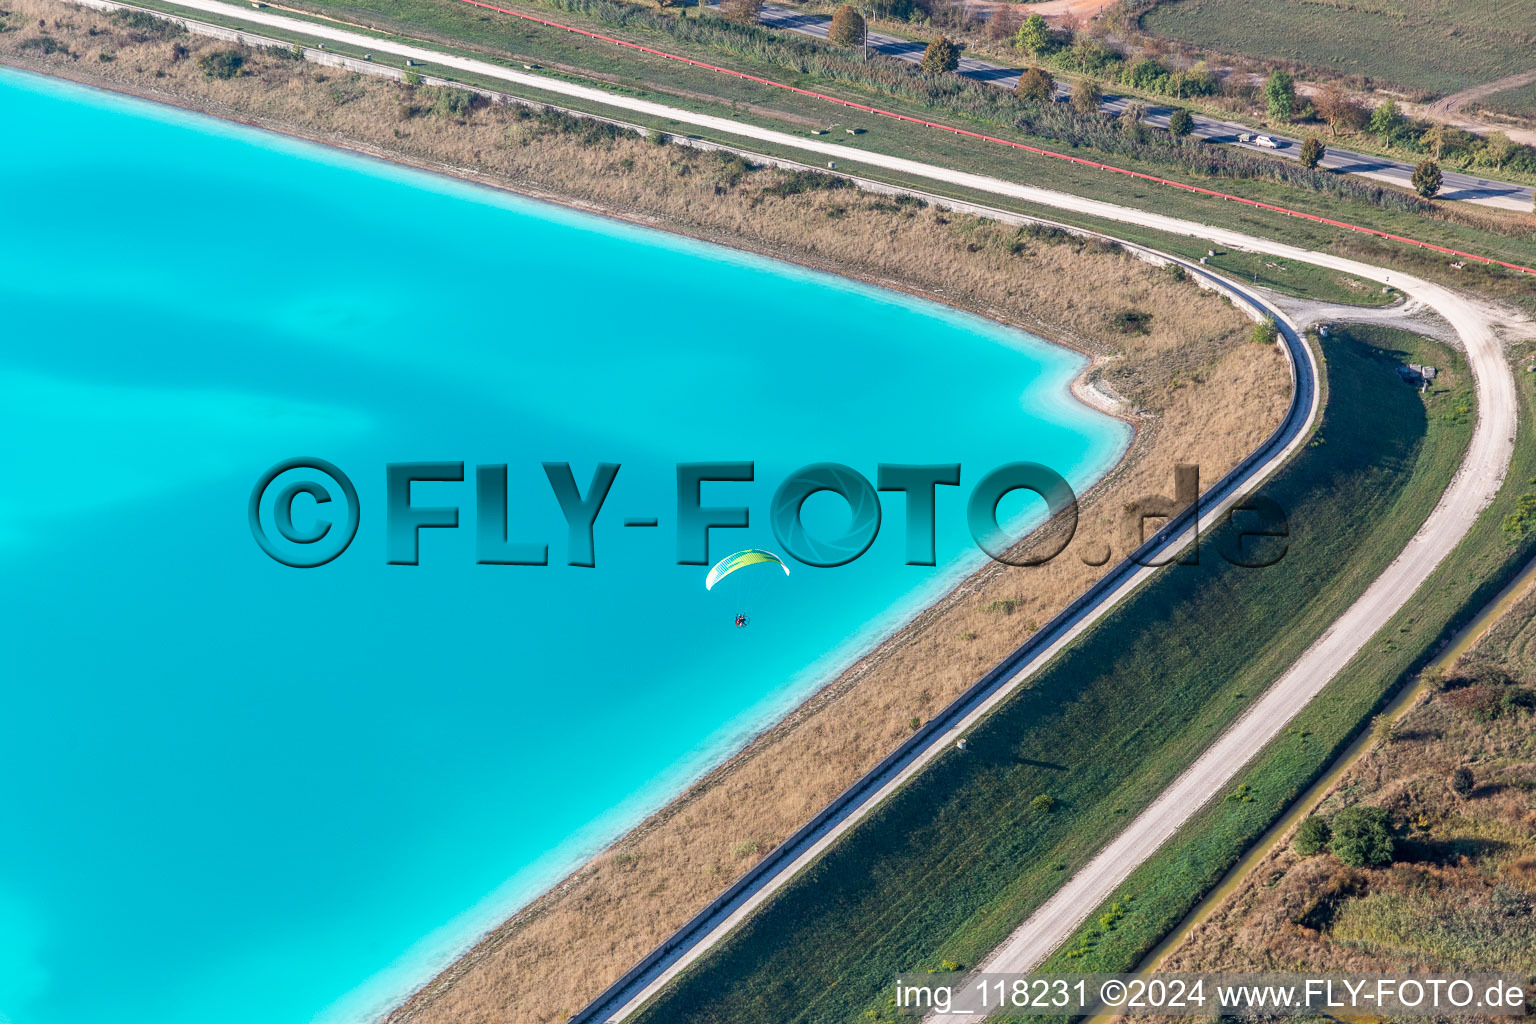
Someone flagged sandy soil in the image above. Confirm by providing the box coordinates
[964,0,1120,24]
[1406,70,1536,146]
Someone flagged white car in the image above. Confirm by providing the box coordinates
[1253,135,1282,149]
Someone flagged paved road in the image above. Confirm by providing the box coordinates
[87,2,1519,1019]
[754,3,1535,211]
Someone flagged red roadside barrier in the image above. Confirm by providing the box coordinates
[452,0,1535,276]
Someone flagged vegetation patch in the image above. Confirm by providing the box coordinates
[197,48,245,79]
[1137,0,1536,99]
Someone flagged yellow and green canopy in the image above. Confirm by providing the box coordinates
[704,549,790,591]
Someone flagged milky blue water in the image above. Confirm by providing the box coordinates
[0,67,1127,1024]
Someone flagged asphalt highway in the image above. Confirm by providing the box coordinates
[756,3,1535,211]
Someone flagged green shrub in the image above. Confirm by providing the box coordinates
[18,34,65,54]
[428,85,478,118]
[198,49,246,79]
[1016,66,1053,104]
[1264,70,1295,120]
[1030,794,1057,813]
[1500,493,1536,543]
[1013,13,1048,57]
[1411,159,1443,199]
[1450,766,1475,797]
[828,4,865,47]
[1330,805,1395,867]
[760,169,849,198]
[1505,686,1536,713]
[1252,318,1280,345]
[1299,136,1325,169]
[1109,309,1152,334]
[1293,815,1330,855]
[920,35,959,75]
[111,9,185,38]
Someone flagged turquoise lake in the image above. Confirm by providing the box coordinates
[0,68,1127,1024]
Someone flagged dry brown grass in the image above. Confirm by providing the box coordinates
[1159,589,1536,984]
[1,11,1289,1019]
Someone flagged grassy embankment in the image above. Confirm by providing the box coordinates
[104,0,1536,311]
[1147,505,1536,990]
[1013,332,1536,1008]
[1137,0,1536,100]
[625,327,1477,1024]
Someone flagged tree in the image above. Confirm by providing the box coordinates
[920,34,960,75]
[1315,85,1367,137]
[1330,805,1396,867]
[1293,815,1331,856]
[829,4,866,48]
[1182,60,1217,97]
[1299,136,1325,169]
[1423,121,1447,160]
[1119,101,1149,143]
[1127,57,1170,92]
[1411,159,1442,199]
[1450,766,1476,798]
[1167,107,1193,137]
[1368,98,1403,145]
[985,6,1018,43]
[1015,66,1054,103]
[1264,70,1295,121]
[1482,131,1516,169]
[1070,36,1113,74]
[1070,77,1102,117]
[1030,793,1057,813]
[718,0,763,24]
[1013,12,1049,57]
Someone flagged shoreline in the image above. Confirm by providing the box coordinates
[0,27,1286,1023]
[2,54,1148,1010]
[0,59,1136,369]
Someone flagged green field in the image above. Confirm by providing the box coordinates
[1139,0,1536,98]
[1477,80,1536,124]
[625,328,1476,1024]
